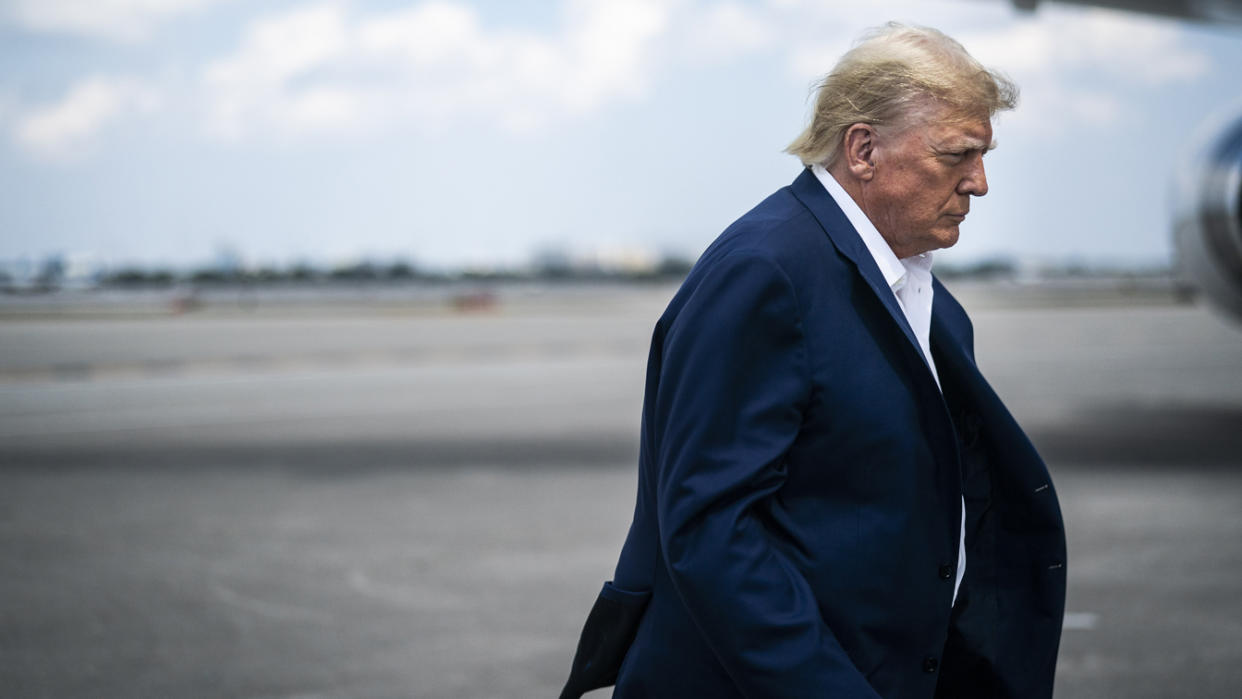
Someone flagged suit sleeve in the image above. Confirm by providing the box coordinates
[653,251,881,698]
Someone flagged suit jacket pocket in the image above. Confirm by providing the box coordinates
[559,581,652,699]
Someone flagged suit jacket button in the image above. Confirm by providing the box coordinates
[938,564,954,580]
[923,656,939,673]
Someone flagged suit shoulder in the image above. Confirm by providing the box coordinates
[658,183,848,326]
[694,187,824,276]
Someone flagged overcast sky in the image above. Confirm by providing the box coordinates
[2,0,1241,272]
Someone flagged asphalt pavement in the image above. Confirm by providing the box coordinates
[2,283,1241,698]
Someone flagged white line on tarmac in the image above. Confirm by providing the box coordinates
[210,581,333,624]
[345,568,472,612]
[1063,611,1099,630]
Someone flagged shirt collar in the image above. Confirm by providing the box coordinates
[810,163,932,292]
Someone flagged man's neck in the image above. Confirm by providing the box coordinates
[820,163,901,259]
[825,162,864,211]
[824,162,922,261]
[825,162,888,249]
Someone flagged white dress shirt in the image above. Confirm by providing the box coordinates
[811,164,966,605]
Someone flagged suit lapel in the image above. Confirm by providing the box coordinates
[791,169,964,540]
[788,168,925,366]
[929,284,979,385]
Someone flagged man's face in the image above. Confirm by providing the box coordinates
[859,109,993,259]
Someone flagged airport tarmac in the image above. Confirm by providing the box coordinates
[2,282,1242,698]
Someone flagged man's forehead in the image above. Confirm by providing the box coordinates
[925,120,994,150]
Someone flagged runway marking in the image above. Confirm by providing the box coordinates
[346,568,424,609]
[1063,611,1099,631]
[345,568,471,612]
[210,581,332,624]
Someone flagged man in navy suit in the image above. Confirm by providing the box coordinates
[562,22,1065,699]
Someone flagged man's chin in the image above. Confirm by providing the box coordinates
[897,228,960,257]
[935,227,961,250]
[911,235,959,256]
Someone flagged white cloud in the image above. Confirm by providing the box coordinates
[6,0,1218,154]
[787,40,852,84]
[14,76,160,159]
[7,0,228,42]
[560,0,668,112]
[746,1,1211,89]
[203,3,353,139]
[207,3,350,85]
[356,3,486,68]
[680,2,776,65]
[961,8,1210,87]
[200,0,670,141]
[715,0,1001,83]
[1002,81,1123,135]
[955,8,1211,135]
[733,2,1212,137]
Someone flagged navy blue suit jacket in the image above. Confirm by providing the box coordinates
[562,169,1066,699]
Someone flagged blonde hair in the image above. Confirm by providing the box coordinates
[785,22,1018,168]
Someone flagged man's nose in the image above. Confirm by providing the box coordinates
[959,157,988,197]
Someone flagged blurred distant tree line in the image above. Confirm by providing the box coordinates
[3,251,1176,294]
[11,255,698,291]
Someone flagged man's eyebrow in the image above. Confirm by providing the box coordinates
[938,138,998,153]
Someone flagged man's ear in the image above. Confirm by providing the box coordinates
[842,123,876,182]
